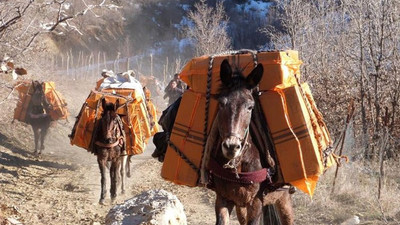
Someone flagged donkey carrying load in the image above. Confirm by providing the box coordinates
[70,73,153,204]
[13,80,68,156]
[155,50,335,224]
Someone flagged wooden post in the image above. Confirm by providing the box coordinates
[66,54,70,79]
[150,53,153,77]
[127,57,130,72]
[103,52,107,70]
[166,56,169,80]
[61,54,64,70]
[70,50,75,80]
[97,51,101,77]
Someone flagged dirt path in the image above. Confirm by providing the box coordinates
[0,77,242,225]
[0,111,232,225]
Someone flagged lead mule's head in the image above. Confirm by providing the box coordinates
[217,59,263,160]
[100,98,121,144]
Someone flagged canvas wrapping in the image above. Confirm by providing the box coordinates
[69,90,151,155]
[161,50,334,196]
[14,81,68,122]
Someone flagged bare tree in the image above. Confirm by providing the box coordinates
[184,0,231,56]
[266,0,400,159]
[0,0,121,63]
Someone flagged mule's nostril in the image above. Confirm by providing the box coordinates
[234,144,241,151]
[106,138,112,144]
[222,142,229,149]
[230,144,240,151]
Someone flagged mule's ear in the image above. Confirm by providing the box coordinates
[220,59,233,86]
[115,99,120,111]
[101,98,107,110]
[246,63,263,89]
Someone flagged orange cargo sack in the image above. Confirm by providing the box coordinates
[260,85,324,196]
[14,81,68,122]
[180,50,301,94]
[101,88,152,146]
[43,82,69,120]
[162,50,334,196]
[13,81,32,122]
[70,90,149,155]
[161,90,219,187]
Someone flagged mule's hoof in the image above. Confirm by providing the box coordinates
[111,198,116,204]
[121,190,125,195]
[127,173,131,178]
[99,199,106,205]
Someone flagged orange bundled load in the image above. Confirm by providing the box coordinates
[161,50,333,196]
[161,90,219,186]
[101,88,152,146]
[69,89,151,155]
[14,80,69,122]
[95,70,153,145]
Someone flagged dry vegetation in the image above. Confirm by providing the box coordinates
[1,0,400,224]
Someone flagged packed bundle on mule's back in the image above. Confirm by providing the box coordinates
[13,80,69,123]
[69,70,152,155]
[160,50,335,196]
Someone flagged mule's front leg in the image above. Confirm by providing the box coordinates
[110,160,121,203]
[98,158,107,205]
[215,195,234,225]
[32,126,39,154]
[275,191,294,225]
[39,126,49,155]
[126,155,132,178]
[246,198,263,225]
[120,155,127,194]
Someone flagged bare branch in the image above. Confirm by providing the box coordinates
[0,0,35,34]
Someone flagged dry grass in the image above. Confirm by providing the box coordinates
[293,159,400,224]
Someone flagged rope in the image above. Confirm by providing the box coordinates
[168,140,199,173]
[200,55,215,184]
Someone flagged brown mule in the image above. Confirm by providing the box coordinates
[209,60,294,225]
[94,98,128,205]
[26,81,52,156]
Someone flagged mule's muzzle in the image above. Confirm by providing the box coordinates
[222,136,242,159]
[106,138,113,144]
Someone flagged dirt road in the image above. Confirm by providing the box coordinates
[0,115,226,224]
[0,75,233,224]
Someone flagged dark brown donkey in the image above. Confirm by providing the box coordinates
[94,98,128,205]
[208,60,294,225]
[27,81,52,156]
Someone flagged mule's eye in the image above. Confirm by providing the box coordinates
[247,105,254,111]
[219,97,228,108]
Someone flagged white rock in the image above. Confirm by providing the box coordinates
[340,215,360,225]
[7,218,23,225]
[105,189,187,225]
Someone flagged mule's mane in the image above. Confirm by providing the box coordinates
[102,102,116,112]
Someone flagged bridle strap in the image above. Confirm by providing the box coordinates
[220,127,250,143]
[95,137,124,148]
[95,115,125,149]
[209,158,269,184]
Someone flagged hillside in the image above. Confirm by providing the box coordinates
[1,0,400,224]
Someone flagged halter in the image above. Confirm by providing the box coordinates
[29,88,50,118]
[221,126,250,177]
[95,115,125,149]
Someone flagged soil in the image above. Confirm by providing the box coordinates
[0,77,238,225]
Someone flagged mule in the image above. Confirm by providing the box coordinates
[27,80,52,156]
[208,60,294,225]
[94,98,129,205]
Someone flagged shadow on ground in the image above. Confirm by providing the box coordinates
[0,132,75,177]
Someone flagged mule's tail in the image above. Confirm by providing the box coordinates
[261,204,281,225]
